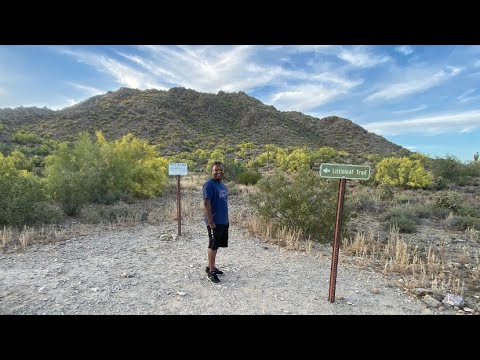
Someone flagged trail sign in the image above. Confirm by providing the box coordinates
[320,163,370,180]
[168,162,188,176]
[168,162,188,235]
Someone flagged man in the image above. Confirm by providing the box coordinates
[203,161,229,283]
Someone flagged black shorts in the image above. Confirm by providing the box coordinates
[207,223,229,250]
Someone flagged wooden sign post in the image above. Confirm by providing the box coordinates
[168,163,188,236]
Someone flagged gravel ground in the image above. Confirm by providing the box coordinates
[0,219,431,315]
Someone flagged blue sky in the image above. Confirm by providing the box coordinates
[1,45,479,162]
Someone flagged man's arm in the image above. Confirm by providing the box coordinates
[204,198,216,229]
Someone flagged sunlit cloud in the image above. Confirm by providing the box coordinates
[365,66,462,102]
[58,47,157,89]
[395,46,414,56]
[66,82,105,97]
[20,99,78,110]
[363,110,480,136]
[308,109,352,119]
[135,45,261,92]
[336,46,391,68]
[268,84,351,112]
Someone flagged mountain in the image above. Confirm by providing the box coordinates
[0,87,407,155]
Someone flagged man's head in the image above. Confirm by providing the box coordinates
[211,161,224,181]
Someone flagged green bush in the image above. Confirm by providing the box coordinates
[383,206,419,233]
[376,183,394,200]
[375,156,432,188]
[45,135,99,215]
[250,170,348,242]
[433,191,464,212]
[237,170,261,185]
[347,191,380,213]
[0,153,61,226]
[45,132,169,215]
[443,215,480,231]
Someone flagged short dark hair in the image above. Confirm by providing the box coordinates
[211,161,224,169]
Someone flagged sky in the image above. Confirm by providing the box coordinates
[0,45,479,162]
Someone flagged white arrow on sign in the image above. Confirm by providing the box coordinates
[322,168,331,173]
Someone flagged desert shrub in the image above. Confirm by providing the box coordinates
[429,155,472,186]
[282,148,311,172]
[433,191,464,212]
[443,215,480,231]
[0,153,61,226]
[100,132,169,199]
[45,135,100,215]
[457,206,479,218]
[12,130,42,144]
[383,206,419,233]
[237,170,261,185]
[430,176,449,190]
[347,191,379,213]
[250,169,348,242]
[375,156,432,188]
[410,202,450,219]
[376,183,394,200]
[45,132,169,215]
[393,193,411,205]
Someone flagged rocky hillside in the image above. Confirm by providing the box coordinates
[0,87,407,155]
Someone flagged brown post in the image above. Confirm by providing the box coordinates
[328,178,346,303]
[176,175,181,236]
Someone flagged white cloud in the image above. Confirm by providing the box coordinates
[336,46,390,68]
[307,109,352,119]
[363,109,480,136]
[55,45,367,110]
[66,82,105,97]
[395,46,414,56]
[364,66,462,102]
[18,98,78,110]
[458,95,480,104]
[0,87,6,96]
[457,88,478,103]
[268,84,350,112]
[136,45,260,92]
[58,47,159,90]
[392,105,427,114]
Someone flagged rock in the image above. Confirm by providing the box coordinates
[442,293,465,308]
[423,295,441,308]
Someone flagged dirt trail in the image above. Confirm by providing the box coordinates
[0,215,433,315]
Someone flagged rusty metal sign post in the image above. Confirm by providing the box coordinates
[176,175,181,235]
[320,163,371,303]
[328,178,346,303]
[168,163,188,236]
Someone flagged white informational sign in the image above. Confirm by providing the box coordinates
[168,162,188,176]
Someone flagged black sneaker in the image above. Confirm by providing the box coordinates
[207,271,220,283]
[205,266,224,275]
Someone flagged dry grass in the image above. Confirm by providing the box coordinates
[341,225,470,296]
[465,226,479,242]
[243,217,312,253]
[1,223,99,252]
[1,226,14,251]
[179,174,206,192]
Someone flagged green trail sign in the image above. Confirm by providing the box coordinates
[320,163,371,180]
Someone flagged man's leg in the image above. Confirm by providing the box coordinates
[208,248,217,273]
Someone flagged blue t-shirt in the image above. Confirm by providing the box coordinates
[203,178,229,225]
